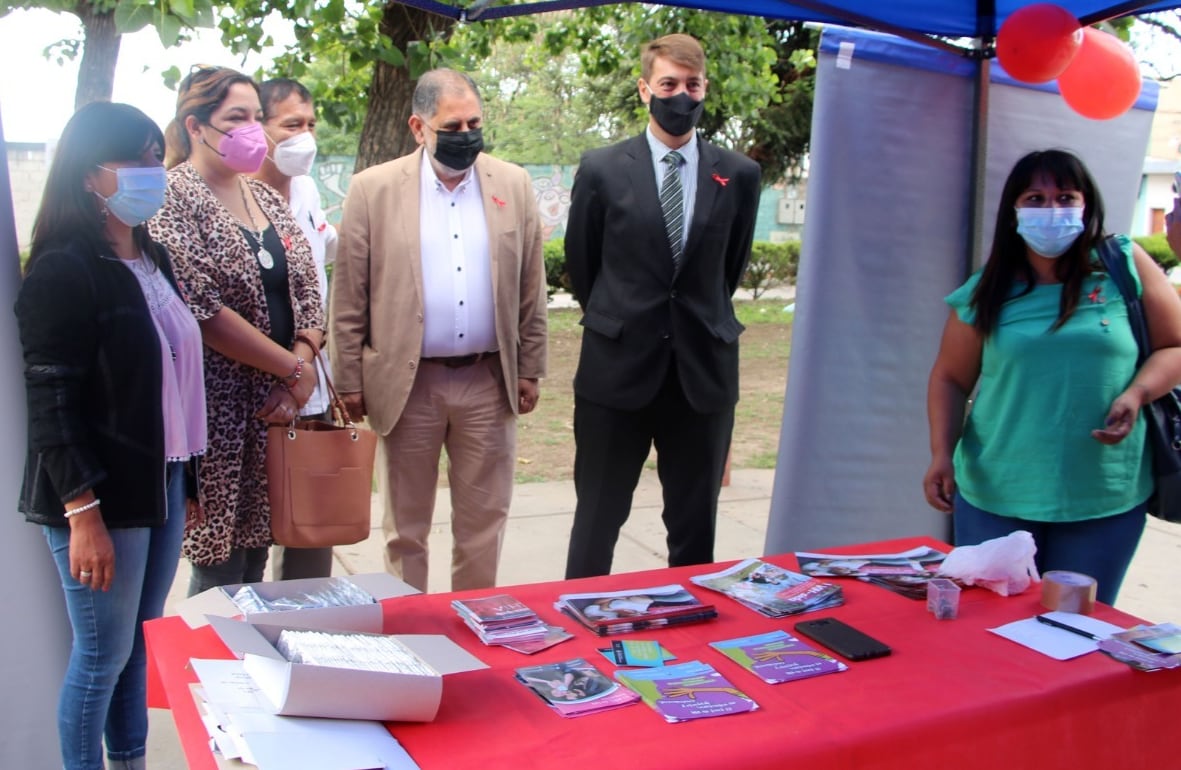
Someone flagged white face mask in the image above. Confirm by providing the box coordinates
[271,131,317,178]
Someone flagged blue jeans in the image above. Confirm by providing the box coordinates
[44,462,186,770]
[186,546,269,596]
[953,492,1147,605]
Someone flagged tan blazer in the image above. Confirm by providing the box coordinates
[330,148,548,436]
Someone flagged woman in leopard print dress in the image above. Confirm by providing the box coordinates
[150,66,324,594]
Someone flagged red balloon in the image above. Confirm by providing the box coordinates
[996,4,1083,83]
[1058,28,1142,120]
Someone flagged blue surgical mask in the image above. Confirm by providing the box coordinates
[1015,206,1085,258]
[94,165,167,226]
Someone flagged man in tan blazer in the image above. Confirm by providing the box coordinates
[330,68,547,592]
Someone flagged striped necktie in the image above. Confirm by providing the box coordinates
[660,150,685,268]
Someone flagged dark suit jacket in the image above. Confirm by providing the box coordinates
[566,133,760,412]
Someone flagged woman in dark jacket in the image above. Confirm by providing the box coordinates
[16,102,206,770]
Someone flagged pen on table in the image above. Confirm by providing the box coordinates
[1035,614,1100,641]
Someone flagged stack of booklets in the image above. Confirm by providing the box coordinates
[616,660,758,722]
[554,584,718,636]
[1098,623,1181,671]
[451,593,550,646]
[515,657,641,717]
[794,545,947,600]
[710,630,848,683]
[689,558,843,617]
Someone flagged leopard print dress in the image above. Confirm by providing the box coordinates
[149,162,324,567]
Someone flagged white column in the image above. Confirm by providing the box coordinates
[0,105,70,765]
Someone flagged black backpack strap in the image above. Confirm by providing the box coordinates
[1096,235,1151,367]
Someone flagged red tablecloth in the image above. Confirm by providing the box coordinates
[145,537,1181,770]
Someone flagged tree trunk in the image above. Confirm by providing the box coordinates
[354,5,454,172]
[73,1,121,109]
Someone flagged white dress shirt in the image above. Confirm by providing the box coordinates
[418,152,496,358]
[290,174,337,416]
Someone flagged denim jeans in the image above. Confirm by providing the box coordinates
[44,462,186,770]
[953,491,1147,605]
[186,546,269,596]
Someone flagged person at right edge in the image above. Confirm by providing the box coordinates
[924,149,1181,605]
[563,34,761,579]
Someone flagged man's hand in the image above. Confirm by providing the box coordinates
[518,378,540,414]
[341,392,366,422]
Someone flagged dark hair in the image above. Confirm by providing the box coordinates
[971,149,1105,335]
[411,68,483,119]
[260,78,313,120]
[164,65,259,168]
[27,101,165,274]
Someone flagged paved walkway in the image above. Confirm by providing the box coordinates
[149,468,1181,765]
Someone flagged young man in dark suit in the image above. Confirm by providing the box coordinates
[563,33,761,578]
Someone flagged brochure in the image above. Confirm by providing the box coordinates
[794,545,947,599]
[500,625,575,655]
[1098,623,1181,671]
[555,584,718,636]
[616,660,758,722]
[452,593,552,646]
[515,657,641,717]
[710,630,847,684]
[598,639,676,667]
[690,558,844,617]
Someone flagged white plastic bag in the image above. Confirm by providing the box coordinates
[937,530,1040,596]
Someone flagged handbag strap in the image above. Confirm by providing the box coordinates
[295,333,355,429]
[1096,235,1151,367]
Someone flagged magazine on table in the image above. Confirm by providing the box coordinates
[709,630,848,684]
[690,558,844,617]
[514,657,641,717]
[793,545,947,600]
[500,625,575,655]
[452,593,552,646]
[615,660,758,722]
[555,584,718,636]
[1098,623,1181,671]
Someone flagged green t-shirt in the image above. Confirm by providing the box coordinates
[946,235,1152,522]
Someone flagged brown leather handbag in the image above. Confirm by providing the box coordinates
[266,345,377,547]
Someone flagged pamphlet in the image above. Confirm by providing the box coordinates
[794,545,947,599]
[515,657,640,717]
[690,558,843,617]
[555,584,717,636]
[710,630,847,684]
[451,593,552,647]
[1098,623,1181,671]
[615,660,758,722]
[598,639,675,667]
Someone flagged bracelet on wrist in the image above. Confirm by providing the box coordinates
[283,356,305,386]
[64,498,101,518]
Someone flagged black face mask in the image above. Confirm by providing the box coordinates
[432,127,484,172]
[648,92,704,137]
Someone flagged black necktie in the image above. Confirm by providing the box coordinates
[660,150,685,268]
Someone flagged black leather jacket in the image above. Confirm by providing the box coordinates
[15,238,196,528]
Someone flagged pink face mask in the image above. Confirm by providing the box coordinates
[205,121,268,173]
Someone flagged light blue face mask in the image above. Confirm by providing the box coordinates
[1015,206,1085,258]
[94,165,167,226]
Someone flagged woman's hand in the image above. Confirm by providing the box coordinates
[1092,385,1147,445]
[256,382,300,425]
[285,359,318,408]
[923,456,956,513]
[69,512,115,591]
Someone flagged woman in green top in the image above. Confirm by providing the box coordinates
[924,150,1181,604]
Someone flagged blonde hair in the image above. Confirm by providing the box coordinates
[641,34,706,81]
[164,65,259,168]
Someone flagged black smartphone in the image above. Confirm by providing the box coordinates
[794,617,892,661]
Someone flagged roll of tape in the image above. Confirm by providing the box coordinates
[1041,570,1098,614]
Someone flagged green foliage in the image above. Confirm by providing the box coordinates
[543,238,569,301]
[1135,233,1177,271]
[741,241,800,299]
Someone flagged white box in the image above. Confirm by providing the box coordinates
[207,615,489,722]
[178,573,418,633]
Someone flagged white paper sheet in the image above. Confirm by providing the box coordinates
[988,612,1126,660]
